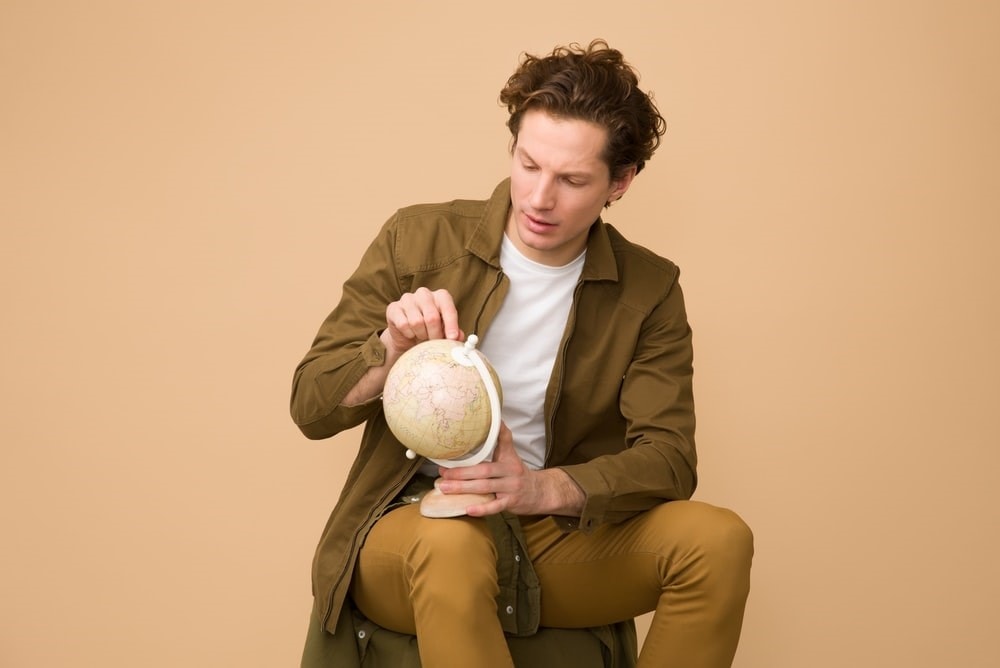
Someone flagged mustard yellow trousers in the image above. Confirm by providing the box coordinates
[351,500,753,668]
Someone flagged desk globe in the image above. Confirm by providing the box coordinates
[382,336,503,517]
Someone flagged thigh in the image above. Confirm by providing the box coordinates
[524,500,733,628]
[350,502,497,635]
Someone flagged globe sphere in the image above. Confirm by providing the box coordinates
[382,338,502,461]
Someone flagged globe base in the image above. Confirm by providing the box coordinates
[419,488,496,518]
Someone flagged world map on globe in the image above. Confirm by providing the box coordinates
[382,338,502,462]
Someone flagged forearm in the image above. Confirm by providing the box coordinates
[340,330,400,406]
[559,436,697,528]
[558,274,697,526]
[290,331,389,439]
[539,467,586,516]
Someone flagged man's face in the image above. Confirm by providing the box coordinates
[506,109,635,266]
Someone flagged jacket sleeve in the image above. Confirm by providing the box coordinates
[290,214,404,440]
[558,277,697,531]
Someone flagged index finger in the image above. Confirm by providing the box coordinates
[431,289,461,341]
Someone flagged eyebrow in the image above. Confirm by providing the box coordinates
[516,146,595,180]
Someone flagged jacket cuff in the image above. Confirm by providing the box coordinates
[557,464,611,533]
[295,331,389,439]
[361,329,388,368]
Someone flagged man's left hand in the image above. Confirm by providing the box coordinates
[435,423,586,517]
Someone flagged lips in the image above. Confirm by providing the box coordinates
[524,212,555,231]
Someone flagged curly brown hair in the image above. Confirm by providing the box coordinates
[499,39,666,180]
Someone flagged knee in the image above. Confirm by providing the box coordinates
[656,501,754,569]
[697,505,753,605]
[703,505,754,568]
[703,504,753,556]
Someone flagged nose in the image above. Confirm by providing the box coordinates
[528,175,555,211]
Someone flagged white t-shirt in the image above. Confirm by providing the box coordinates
[477,234,586,470]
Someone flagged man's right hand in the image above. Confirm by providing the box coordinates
[342,288,462,407]
[382,287,464,358]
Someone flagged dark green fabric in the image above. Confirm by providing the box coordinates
[301,601,638,668]
[485,511,540,636]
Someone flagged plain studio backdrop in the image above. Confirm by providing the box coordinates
[2,1,998,666]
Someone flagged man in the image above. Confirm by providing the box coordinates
[291,40,753,667]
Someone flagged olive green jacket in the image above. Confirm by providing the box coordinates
[291,179,697,654]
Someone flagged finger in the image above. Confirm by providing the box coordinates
[492,424,519,463]
[390,290,442,342]
[465,495,508,517]
[438,462,501,482]
[431,289,461,340]
[408,289,452,341]
[412,288,458,341]
[385,301,419,344]
[440,477,493,495]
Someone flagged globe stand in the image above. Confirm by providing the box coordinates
[419,482,495,519]
[401,335,502,519]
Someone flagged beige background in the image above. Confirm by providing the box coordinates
[2,1,998,666]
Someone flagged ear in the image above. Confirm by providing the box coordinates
[608,165,638,203]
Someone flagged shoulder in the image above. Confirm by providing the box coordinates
[392,197,483,245]
[602,223,681,298]
[391,197,488,237]
[389,180,508,236]
[381,181,509,275]
[378,194,495,277]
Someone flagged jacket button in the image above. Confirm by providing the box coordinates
[358,630,366,639]
[506,605,514,615]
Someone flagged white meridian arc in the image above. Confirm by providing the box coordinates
[403,334,501,468]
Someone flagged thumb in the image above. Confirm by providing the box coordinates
[492,423,517,462]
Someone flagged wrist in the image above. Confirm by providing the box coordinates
[544,468,586,516]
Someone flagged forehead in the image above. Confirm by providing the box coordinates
[515,110,609,176]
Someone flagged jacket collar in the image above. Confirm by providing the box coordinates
[468,178,619,283]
